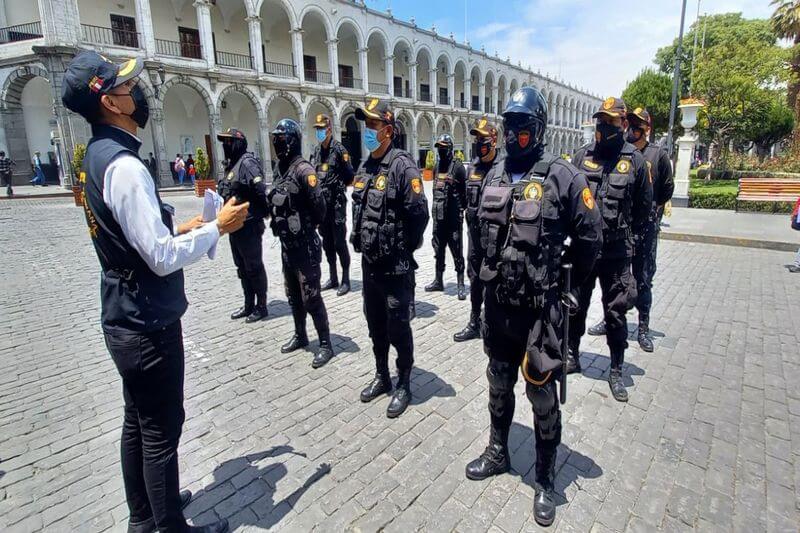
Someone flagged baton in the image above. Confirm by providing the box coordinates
[560,263,578,405]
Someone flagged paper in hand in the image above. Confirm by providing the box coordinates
[203,189,224,259]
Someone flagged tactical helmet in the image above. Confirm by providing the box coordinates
[502,87,548,157]
[271,118,302,160]
[434,133,454,161]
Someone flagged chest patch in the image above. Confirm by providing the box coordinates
[375,175,387,191]
[227,171,234,181]
[583,160,600,170]
[469,173,483,181]
[522,182,543,201]
[354,180,366,190]
[411,178,422,194]
[616,160,631,173]
[321,163,329,172]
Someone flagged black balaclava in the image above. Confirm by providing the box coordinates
[504,114,544,174]
[594,120,625,159]
[222,137,248,169]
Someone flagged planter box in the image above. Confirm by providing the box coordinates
[422,169,433,181]
[72,185,82,207]
[194,179,216,198]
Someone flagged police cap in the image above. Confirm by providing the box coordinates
[61,51,144,120]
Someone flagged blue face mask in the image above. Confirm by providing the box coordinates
[364,127,382,152]
[315,129,327,143]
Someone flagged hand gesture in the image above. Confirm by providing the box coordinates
[217,197,250,235]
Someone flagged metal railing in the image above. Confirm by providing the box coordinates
[305,69,332,84]
[459,97,466,109]
[81,24,140,48]
[471,101,481,111]
[263,60,295,78]
[368,82,389,94]
[0,21,43,44]
[156,38,202,59]
[339,77,362,89]
[438,94,450,106]
[215,50,253,70]
[419,91,431,103]
[394,87,412,99]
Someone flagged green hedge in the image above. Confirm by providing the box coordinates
[688,177,795,212]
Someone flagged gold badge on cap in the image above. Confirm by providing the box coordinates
[523,182,543,201]
[478,118,487,128]
[375,175,387,191]
[343,153,350,162]
[368,98,379,111]
[616,160,631,173]
[634,107,643,115]
[603,97,615,110]
[316,114,323,122]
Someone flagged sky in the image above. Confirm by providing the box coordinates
[367,0,775,97]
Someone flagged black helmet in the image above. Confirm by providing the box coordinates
[502,87,548,158]
[271,118,302,160]
[434,133,454,161]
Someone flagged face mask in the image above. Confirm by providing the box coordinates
[626,127,645,144]
[364,127,383,153]
[316,129,327,143]
[117,85,149,129]
[222,138,247,164]
[505,128,536,159]
[437,148,452,162]
[272,136,291,160]
[596,122,624,146]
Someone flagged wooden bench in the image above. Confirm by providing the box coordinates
[736,178,800,211]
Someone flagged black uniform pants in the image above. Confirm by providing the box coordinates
[481,291,562,459]
[283,258,329,340]
[230,219,267,306]
[105,321,187,532]
[320,190,350,278]
[431,204,465,275]
[466,223,484,319]
[571,255,633,365]
[362,262,414,374]
[632,220,658,323]
[1,171,12,195]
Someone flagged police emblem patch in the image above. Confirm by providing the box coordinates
[322,163,329,172]
[375,175,387,191]
[616,160,631,173]
[354,180,366,189]
[469,174,483,181]
[582,187,595,210]
[227,172,235,181]
[523,182,543,201]
[411,178,422,194]
[634,107,643,115]
[308,174,318,187]
[603,97,615,110]
[584,160,600,170]
[254,176,262,183]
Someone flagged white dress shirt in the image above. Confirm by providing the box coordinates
[102,136,219,277]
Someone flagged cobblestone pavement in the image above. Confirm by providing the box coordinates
[1,194,799,533]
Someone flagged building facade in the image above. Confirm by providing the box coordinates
[0,0,601,185]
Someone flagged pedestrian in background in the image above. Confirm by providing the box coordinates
[0,150,15,196]
[174,153,186,185]
[30,150,46,186]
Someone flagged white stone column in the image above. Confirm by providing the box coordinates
[464,81,471,110]
[327,38,339,86]
[208,112,224,178]
[385,54,394,94]
[358,47,369,91]
[491,85,499,115]
[134,0,156,57]
[502,86,510,114]
[478,82,486,113]
[428,68,436,103]
[38,0,81,45]
[247,15,264,73]
[291,28,305,82]
[409,62,417,100]
[673,136,693,207]
[149,107,172,187]
[258,115,273,180]
[447,73,455,109]
[194,0,215,69]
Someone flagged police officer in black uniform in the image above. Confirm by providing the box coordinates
[351,98,429,418]
[217,128,270,322]
[311,114,355,296]
[62,51,242,533]
[569,97,652,402]
[268,119,335,369]
[454,117,500,342]
[424,133,467,299]
[465,87,602,527]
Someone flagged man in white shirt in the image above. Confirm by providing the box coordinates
[61,50,246,533]
[174,154,186,185]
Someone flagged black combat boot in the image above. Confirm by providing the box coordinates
[566,341,581,375]
[424,272,444,292]
[231,281,254,319]
[360,371,392,402]
[456,273,467,300]
[312,338,335,368]
[245,305,268,323]
[336,269,351,296]
[281,333,308,354]
[321,268,339,291]
[608,348,628,402]
[453,313,481,342]
[128,491,194,533]
[533,449,557,527]
[637,315,653,352]
[230,305,252,320]
[187,519,229,533]
[465,424,510,480]
[587,319,606,336]
[386,368,412,418]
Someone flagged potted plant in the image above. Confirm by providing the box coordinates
[71,143,86,207]
[193,147,215,197]
[454,149,465,162]
[422,149,435,181]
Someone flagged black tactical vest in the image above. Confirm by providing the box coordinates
[268,157,316,249]
[479,155,563,308]
[580,153,635,242]
[82,124,187,333]
[431,160,460,221]
[465,159,494,226]
[351,149,410,266]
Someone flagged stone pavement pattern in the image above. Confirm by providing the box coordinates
[0,195,799,533]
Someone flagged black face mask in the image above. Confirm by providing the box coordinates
[473,139,493,160]
[437,147,452,164]
[626,127,645,144]
[222,138,247,166]
[272,135,299,161]
[117,85,149,129]
[595,122,625,157]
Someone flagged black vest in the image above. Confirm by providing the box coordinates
[479,154,563,309]
[268,156,319,250]
[579,152,635,243]
[431,159,461,220]
[465,156,496,226]
[82,124,187,333]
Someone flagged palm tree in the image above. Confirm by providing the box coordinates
[771,0,800,147]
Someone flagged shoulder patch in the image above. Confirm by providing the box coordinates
[343,152,350,162]
[321,163,329,172]
[411,177,422,194]
[354,179,366,189]
[307,174,318,188]
[582,187,595,210]
[254,176,262,184]
[469,173,483,181]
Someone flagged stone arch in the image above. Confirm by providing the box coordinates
[1,64,50,110]
[414,43,434,66]
[298,4,334,38]
[394,108,413,152]
[254,0,298,27]
[157,75,214,112]
[435,50,452,73]
[216,84,263,118]
[264,90,303,124]
[366,27,390,52]
[435,114,452,136]
[392,36,414,58]
[304,95,337,128]
[335,17,365,49]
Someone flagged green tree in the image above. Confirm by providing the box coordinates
[195,147,210,179]
[770,0,800,147]
[621,68,673,138]
[749,96,794,157]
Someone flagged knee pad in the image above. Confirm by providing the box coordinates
[526,381,557,416]
[487,360,517,394]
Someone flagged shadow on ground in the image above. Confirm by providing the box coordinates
[576,351,645,387]
[413,300,439,319]
[410,367,456,405]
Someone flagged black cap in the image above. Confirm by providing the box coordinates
[217,127,247,141]
[355,98,395,124]
[627,107,651,126]
[61,51,144,120]
[593,96,627,119]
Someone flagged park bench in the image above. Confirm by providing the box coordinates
[736,177,800,211]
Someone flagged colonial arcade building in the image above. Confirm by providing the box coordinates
[0,0,601,185]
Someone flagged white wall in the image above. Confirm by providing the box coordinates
[163,85,210,161]
[4,0,40,26]
[337,27,359,78]
[366,34,386,87]
[209,2,249,56]
[220,92,260,156]
[260,0,292,66]
[21,76,54,158]
[76,0,136,29]
[151,0,198,42]
[301,15,328,73]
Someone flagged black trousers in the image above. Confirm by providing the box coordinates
[431,205,465,275]
[320,190,350,279]
[571,255,633,364]
[230,219,268,307]
[632,220,658,323]
[283,258,330,340]
[1,171,12,195]
[362,261,414,374]
[466,223,484,319]
[105,321,187,532]
[481,291,562,459]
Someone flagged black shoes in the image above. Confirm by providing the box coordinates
[533,486,556,526]
[424,274,444,292]
[566,342,581,374]
[387,379,411,418]
[788,264,800,273]
[245,305,268,323]
[281,333,308,354]
[230,306,252,320]
[453,319,481,342]
[360,373,392,402]
[312,339,335,368]
[638,324,654,352]
[587,319,606,336]
[456,274,466,301]
[321,277,339,291]
[465,443,510,480]
[188,519,229,533]
[336,281,351,296]
[608,368,628,402]
[127,491,195,533]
